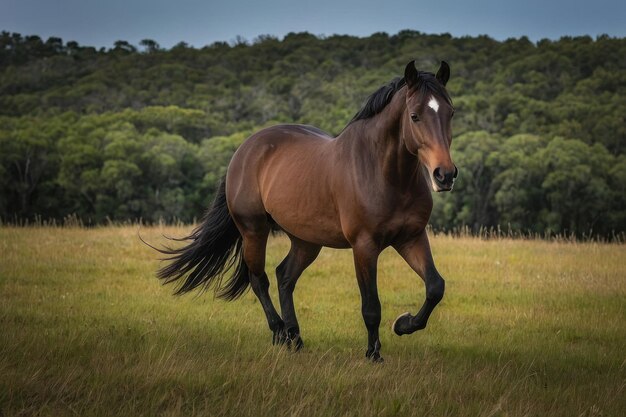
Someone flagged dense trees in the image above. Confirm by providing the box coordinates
[0,30,624,236]
[430,132,625,236]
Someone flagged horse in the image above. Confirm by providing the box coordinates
[153,60,457,362]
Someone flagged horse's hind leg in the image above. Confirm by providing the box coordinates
[276,237,321,350]
[240,225,285,343]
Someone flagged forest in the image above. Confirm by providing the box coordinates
[0,30,624,237]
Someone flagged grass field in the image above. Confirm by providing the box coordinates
[1,226,625,416]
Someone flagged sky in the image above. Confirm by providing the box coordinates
[2,0,625,49]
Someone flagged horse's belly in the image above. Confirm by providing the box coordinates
[275,211,349,248]
[262,180,349,248]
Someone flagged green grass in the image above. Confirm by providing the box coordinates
[1,226,625,416]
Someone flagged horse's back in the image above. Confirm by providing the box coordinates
[227,124,333,186]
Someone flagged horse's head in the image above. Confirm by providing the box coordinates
[402,60,457,192]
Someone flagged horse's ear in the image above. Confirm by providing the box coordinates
[404,60,419,89]
[436,61,450,86]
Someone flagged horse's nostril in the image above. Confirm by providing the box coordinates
[433,167,444,182]
[453,166,459,179]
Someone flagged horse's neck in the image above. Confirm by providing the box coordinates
[339,89,423,189]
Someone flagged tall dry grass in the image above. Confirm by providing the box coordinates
[1,226,624,416]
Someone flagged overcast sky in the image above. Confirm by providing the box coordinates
[2,0,625,48]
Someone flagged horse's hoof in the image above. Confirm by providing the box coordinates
[392,312,413,336]
[366,350,384,363]
[272,324,287,345]
[371,354,384,363]
[286,328,304,351]
[288,334,304,351]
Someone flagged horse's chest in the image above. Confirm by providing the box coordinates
[377,195,433,240]
[383,210,430,237]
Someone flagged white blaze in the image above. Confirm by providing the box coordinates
[428,96,439,112]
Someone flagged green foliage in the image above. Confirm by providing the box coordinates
[433,132,626,236]
[0,30,624,235]
[56,114,205,222]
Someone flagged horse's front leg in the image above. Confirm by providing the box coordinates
[352,241,383,362]
[392,230,445,335]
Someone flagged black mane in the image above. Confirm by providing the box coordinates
[349,77,407,124]
[348,72,452,125]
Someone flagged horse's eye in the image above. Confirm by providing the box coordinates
[410,113,420,122]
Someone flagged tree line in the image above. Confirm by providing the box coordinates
[0,30,624,236]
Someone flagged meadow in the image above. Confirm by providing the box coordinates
[0,226,624,416]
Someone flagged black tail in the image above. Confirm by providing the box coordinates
[153,179,249,300]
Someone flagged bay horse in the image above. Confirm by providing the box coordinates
[155,60,457,362]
